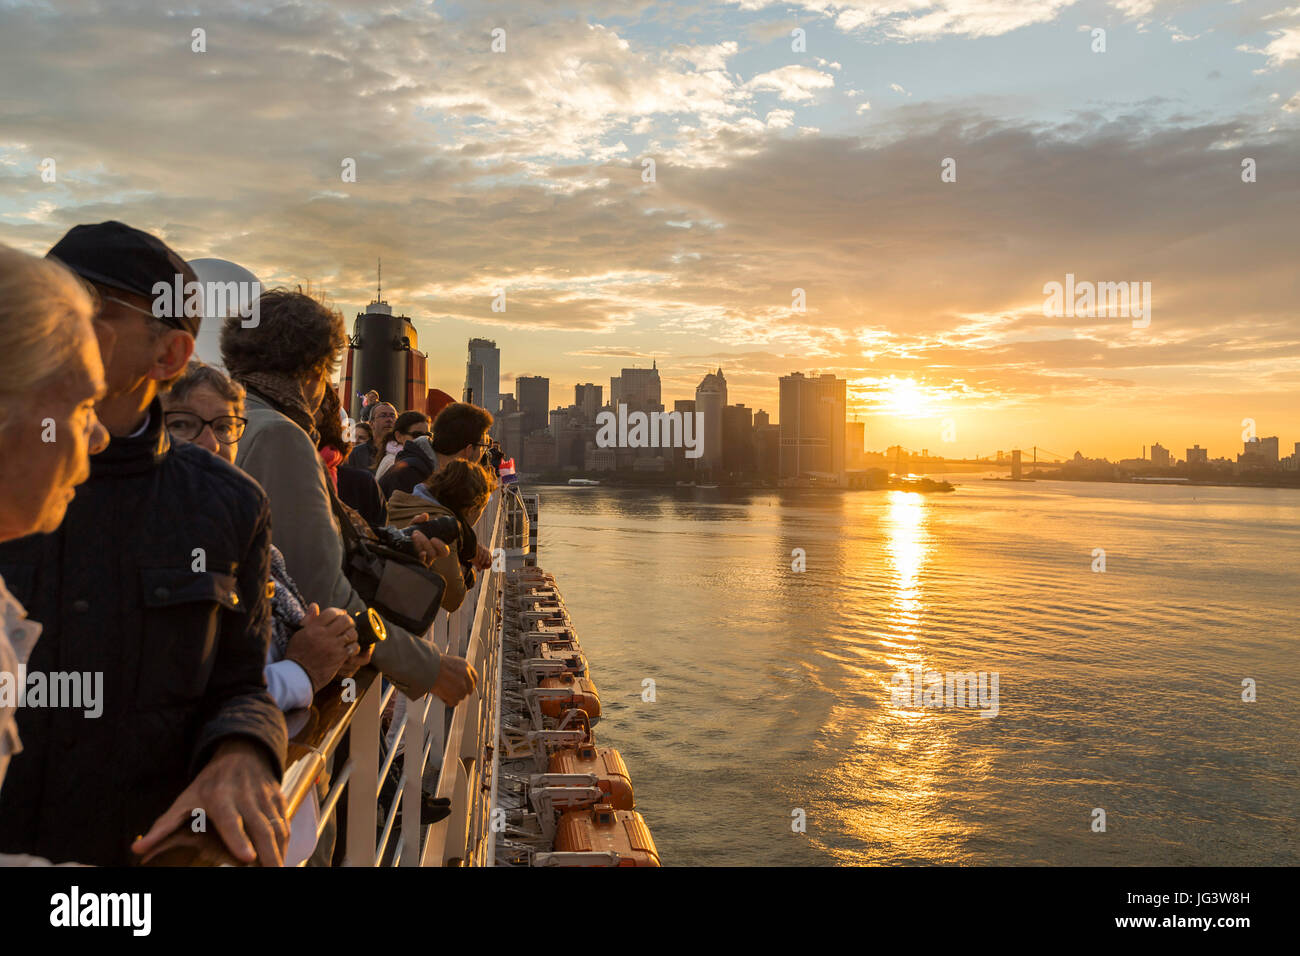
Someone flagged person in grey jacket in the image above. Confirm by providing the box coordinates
[221,290,477,705]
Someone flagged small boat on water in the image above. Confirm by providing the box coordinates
[890,476,954,493]
[567,478,600,486]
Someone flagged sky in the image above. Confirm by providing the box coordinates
[1,0,1297,460]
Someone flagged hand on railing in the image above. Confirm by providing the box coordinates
[132,739,289,867]
[288,603,359,692]
[139,670,382,867]
[431,655,479,706]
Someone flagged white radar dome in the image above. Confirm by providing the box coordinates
[187,257,263,370]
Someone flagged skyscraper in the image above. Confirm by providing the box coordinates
[723,404,754,474]
[672,399,697,473]
[467,338,500,415]
[778,372,846,482]
[575,383,602,422]
[694,369,727,475]
[515,375,550,435]
[464,361,484,407]
[614,363,662,412]
[846,420,865,469]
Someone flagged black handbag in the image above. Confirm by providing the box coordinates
[327,483,446,635]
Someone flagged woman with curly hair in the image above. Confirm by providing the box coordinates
[221,289,475,706]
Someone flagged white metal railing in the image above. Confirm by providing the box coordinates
[328,488,534,866]
[274,491,508,867]
[144,490,535,867]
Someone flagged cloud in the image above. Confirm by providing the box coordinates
[747,64,836,102]
[569,346,651,357]
[1255,27,1300,68]
[737,1,1079,40]
[1,0,1296,451]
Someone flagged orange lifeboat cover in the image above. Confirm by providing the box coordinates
[553,804,660,867]
[540,673,601,719]
[546,745,634,810]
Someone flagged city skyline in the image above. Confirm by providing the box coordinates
[463,344,1299,465]
[2,2,1298,460]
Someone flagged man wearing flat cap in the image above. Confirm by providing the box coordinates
[0,221,290,866]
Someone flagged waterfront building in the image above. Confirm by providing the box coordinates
[575,383,602,422]
[723,404,754,475]
[1239,436,1280,471]
[467,338,500,418]
[846,421,865,469]
[755,422,780,478]
[778,372,846,483]
[516,375,550,436]
[612,364,662,414]
[695,369,727,476]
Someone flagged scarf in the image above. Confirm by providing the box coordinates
[319,446,343,490]
[268,546,307,661]
[237,372,319,440]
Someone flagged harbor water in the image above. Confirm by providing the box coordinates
[535,480,1299,866]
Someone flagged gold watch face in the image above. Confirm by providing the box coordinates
[367,607,386,642]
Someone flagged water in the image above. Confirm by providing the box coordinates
[532,479,1300,866]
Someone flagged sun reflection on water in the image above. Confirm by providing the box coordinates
[816,489,979,863]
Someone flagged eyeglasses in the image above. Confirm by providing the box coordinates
[165,411,248,445]
[409,429,430,439]
[101,294,185,331]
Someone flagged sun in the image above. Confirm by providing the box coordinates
[881,377,930,418]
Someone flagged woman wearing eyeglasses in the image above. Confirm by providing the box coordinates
[161,361,368,712]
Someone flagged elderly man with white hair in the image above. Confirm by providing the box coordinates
[0,245,110,810]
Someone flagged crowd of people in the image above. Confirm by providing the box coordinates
[0,221,501,866]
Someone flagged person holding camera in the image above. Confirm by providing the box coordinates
[160,360,369,710]
[222,290,476,707]
[386,460,498,613]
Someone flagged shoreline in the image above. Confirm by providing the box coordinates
[1019,471,1300,491]
[516,472,1300,493]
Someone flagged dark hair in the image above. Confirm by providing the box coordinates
[315,385,346,452]
[354,421,373,443]
[431,402,493,456]
[220,288,345,380]
[393,410,429,438]
[423,459,497,519]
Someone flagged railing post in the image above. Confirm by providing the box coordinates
[399,692,424,866]
[343,679,381,866]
